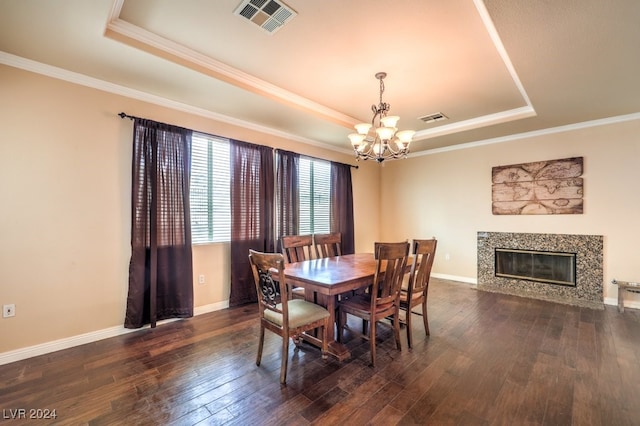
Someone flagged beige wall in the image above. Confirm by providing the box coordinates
[380,118,640,305]
[0,65,381,354]
[2,62,637,357]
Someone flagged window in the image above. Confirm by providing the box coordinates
[190,133,230,243]
[298,157,331,235]
[190,137,332,243]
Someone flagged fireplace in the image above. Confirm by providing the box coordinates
[495,248,576,286]
[477,232,603,309]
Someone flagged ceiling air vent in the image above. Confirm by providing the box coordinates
[419,112,448,123]
[234,0,297,34]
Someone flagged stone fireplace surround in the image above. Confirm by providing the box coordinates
[477,232,604,309]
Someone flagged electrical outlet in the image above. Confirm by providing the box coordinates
[445,253,451,261]
[3,304,15,318]
[198,274,205,285]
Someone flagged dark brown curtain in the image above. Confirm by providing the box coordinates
[229,140,275,306]
[275,150,300,252]
[125,119,194,329]
[331,161,355,255]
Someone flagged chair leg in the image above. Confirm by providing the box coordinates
[321,318,329,360]
[280,335,289,385]
[393,312,402,351]
[422,300,430,336]
[406,306,413,349]
[369,319,376,367]
[256,325,265,366]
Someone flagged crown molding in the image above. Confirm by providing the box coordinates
[0,51,353,155]
[4,50,638,159]
[474,0,532,107]
[410,0,537,142]
[414,106,536,141]
[104,0,538,142]
[102,0,542,153]
[410,111,640,157]
[102,0,354,131]
[104,18,359,129]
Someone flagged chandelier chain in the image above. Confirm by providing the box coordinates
[372,74,390,120]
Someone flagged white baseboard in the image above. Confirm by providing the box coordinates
[433,275,640,311]
[3,293,635,366]
[604,297,640,310]
[432,273,477,285]
[604,297,617,307]
[194,300,230,315]
[0,300,230,366]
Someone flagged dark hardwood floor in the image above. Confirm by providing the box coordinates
[1,279,639,425]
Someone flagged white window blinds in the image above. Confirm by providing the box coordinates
[190,134,231,243]
[298,157,331,235]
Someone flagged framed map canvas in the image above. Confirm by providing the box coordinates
[492,157,583,215]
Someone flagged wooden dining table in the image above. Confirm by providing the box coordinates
[284,252,409,360]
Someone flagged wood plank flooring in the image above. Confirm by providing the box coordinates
[1,279,639,425]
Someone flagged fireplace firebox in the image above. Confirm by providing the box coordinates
[495,248,576,286]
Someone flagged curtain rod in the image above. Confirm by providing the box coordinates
[119,112,358,169]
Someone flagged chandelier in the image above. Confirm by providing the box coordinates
[348,72,415,163]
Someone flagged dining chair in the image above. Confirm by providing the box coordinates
[281,235,314,299]
[337,241,410,367]
[281,234,314,263]
[248,249,330,384]
[313,232,345,304]
[313,232,342,258]
[400,238,437,348]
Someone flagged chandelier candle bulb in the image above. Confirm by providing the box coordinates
[396,130,415,143]
[355,123,372,135]
[348,133,366,147]
[376,126,395,141]
[380,115,399,128]
[349,72,415,163]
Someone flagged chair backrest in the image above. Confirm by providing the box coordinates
[372,241,410,309]
[313,232,342,258]
[281,234,313,263]
[248,249,289,324]
[407,238,438,299]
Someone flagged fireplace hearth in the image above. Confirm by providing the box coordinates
[478,232,603,309]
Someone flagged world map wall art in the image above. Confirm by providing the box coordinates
[491,157,584,215]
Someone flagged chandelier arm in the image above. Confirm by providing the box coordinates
[385,142,399,155]
[371,108,380,126]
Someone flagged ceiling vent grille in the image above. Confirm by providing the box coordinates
[419,112,448,123]
[234,0,297,34]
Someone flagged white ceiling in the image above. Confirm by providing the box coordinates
[1,0,640,155]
